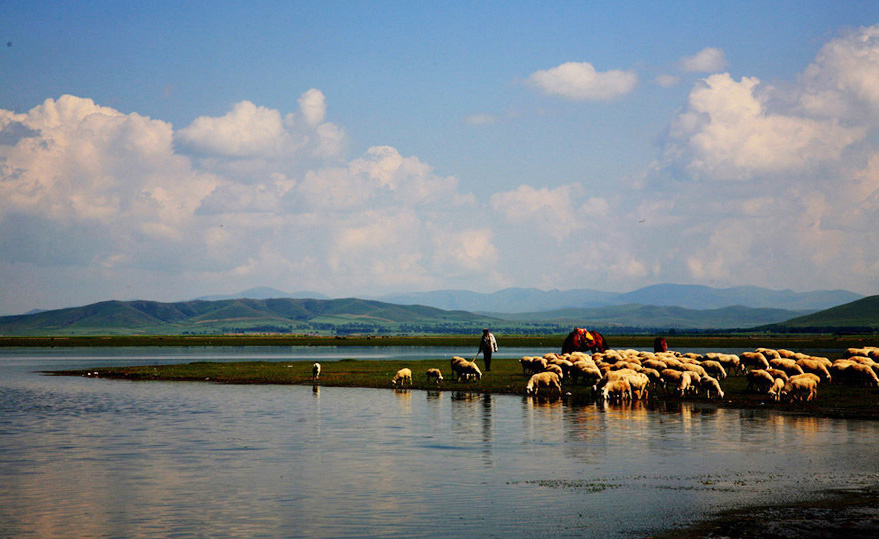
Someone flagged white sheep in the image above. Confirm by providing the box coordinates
[601,378,632,402]
[391,368,412,388]
[425,368,443,385]
[699,375,724,400]
[525,371,561,396]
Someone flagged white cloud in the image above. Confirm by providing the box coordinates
[526,61,637,101]
[490,184,590,242]
[298,88,327,127]
[680,47,728,73]
[665,73,865,181]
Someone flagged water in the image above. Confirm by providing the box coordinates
[1,347,878,538]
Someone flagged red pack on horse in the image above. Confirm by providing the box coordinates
[561,328,609,354]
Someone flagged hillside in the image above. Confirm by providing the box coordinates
[0,298,501,336]
[758,295,879,331]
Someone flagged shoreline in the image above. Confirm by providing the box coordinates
[7,334,878,348]
[49,356,879,420]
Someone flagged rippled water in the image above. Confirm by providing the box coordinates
[1,347,878,538]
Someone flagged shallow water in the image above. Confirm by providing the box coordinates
[1,347,877,538]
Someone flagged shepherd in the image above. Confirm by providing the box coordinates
[561,328,609,354]
[477,328,498,372]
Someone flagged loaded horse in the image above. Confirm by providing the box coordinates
[561,328,609,354]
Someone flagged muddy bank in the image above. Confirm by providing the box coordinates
[651,486,879,538]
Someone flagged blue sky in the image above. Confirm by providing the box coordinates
[1,1,879,314]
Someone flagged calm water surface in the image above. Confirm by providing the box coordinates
[1,346,878,538]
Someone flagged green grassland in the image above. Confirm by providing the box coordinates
[51,351,879,419]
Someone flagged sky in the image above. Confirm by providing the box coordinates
[1,1,879,315]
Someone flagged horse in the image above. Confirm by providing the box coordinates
[561,328,609,354]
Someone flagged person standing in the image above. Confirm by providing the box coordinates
[478,328,498,372]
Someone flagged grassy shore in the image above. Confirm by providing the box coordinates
[51,354,879,420]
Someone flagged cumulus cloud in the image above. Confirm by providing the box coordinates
[665,73,865,181]
[0,91,497,311]
[680,47,728,73]
[526,61,637,101]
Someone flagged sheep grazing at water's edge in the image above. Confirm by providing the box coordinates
[525,371,561,396]
[312,362,321,381]
[425,368,443,385]
[391,368,412,388]
[450,356,483,382]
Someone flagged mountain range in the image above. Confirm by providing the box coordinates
[197,284,861,313]
[0,284,873,336]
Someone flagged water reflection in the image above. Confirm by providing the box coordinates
[2,348,879,539]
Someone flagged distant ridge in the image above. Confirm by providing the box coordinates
[375,284,860,313]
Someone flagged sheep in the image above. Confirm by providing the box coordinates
[769,358,805,377]
[746,369,775,393]
[700,375,724,400]
[660,369,685,394]
[680,363,708,378]
[766,368,790,383]
[451,356,481,382]
[526,371,561,396]
[740,352,770,371]
[425,368,443,385]
[782,375,818,402]
[391,368,412,388]
[518,356,534,375]
[601,378,632,402]
[459,361,483,382]
[768,378,785,401]
[838,363,879,388]
[700,360,727,380]
[756,348,782,360]
[641,359,668,371]
[676,372,692,398]
[569,361,602,387]
[544,364,564,379]
[312,362,321,381]
[795,358,832,383]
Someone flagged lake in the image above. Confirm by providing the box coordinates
[2,346,878,538]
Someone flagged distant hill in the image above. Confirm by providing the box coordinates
[493,304,810,330]
[375,284,860,313]
[615,284,862,311]
[759,295,879,331]
[377,287,618,312]
[0,298,499,336]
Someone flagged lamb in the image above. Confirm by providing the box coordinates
[525,371,562,396]
[425,368,443,385]
[391,368,412,388]
[312,362,321,381]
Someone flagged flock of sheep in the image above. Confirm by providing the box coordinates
[308,345,879,405]
[377,345,879,404]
